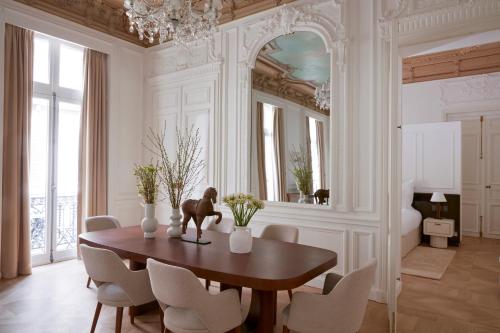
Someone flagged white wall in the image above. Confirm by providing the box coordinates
[0,1,146,227]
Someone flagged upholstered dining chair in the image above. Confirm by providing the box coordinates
[260,224,299,300]
[205,218,235,290]
[147,258,244,333]
[282,259,377,333]
[80,244,156,333]
[84,215,121,288]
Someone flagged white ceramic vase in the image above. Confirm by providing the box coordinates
[167,208,183,237]
[229,226,253,253]
[298,191,306,204]
[141,204,158,238]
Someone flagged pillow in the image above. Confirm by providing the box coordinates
[402,180,414,208]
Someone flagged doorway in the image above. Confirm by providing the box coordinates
[29,33,84,266]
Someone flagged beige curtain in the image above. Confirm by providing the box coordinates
[256,102,267,200]
[77,49,109,238]
[1,24,34,279]
[316,120,326,189]
[305,116,312,194]
[273,107,287,201]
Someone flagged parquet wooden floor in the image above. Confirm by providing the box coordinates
[1,236,497,332]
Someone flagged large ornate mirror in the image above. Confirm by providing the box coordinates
[250,31,331,206]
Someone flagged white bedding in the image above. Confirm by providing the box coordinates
[401,207,422,236]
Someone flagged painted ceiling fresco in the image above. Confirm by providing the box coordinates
[258,31,330,87]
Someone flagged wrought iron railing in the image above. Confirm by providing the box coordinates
[30,195,77,254]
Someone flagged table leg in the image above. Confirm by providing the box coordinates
[243,289,276,333]
[128,260,158,316]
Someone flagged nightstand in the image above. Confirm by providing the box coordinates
[423,218,455,249]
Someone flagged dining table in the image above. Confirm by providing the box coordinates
[79,225,338,333]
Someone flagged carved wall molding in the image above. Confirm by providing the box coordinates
[403,41,500,83]
[381,0,500,36]
[440,72,500,105]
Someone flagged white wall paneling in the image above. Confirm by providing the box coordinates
[402,122,462,194]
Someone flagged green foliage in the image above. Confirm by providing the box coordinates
[133,163,159,204]
[289,145,313,194]
[223,193,265,227]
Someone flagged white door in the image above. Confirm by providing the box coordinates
[461,119,483,237]
[485,118,500,238]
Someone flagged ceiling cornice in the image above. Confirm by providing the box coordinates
[14,0,297,48]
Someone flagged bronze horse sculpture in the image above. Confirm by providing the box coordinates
[181,187,222,242]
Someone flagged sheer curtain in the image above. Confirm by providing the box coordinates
[1,24,34,278]
[77,48,109,238]
[316,120,326,189]
[256,102,267,200]
[273,107,287,201]
[305,116,312,194]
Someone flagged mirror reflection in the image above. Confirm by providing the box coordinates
[250,31,331,205]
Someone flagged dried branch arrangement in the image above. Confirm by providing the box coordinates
[147,124,205,209]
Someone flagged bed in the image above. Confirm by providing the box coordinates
[401,180,422,258]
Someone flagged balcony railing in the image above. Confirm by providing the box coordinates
[30,195,77,254]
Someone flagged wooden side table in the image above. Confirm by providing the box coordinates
[423,218,455,249]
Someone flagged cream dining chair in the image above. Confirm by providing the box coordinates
[147,258,244,333]
[80,244,156,333]
[205,218,235,290]
[260,224,299,300]
[282,259,377,333]
[84,215,121,288]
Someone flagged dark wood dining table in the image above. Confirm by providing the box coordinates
[79,225,337,333]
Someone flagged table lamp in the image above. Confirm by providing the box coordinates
[430,192,447,219]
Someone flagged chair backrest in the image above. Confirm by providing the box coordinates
[147,259,241,333]
[326,259,377,332]
[260,224,299,243]
[206,218,235,234]
[80,244,154,306]
[85,215,120,232]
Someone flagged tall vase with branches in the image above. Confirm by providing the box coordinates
[147,124,205,237]
[134,163,160,238]
[290,145,313,203]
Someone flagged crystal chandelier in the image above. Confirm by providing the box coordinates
[124,0,223,46]
[314,80,330,110]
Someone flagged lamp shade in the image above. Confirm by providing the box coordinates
[430,192,447,203]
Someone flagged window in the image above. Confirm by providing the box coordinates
[309,117,321,192]
[30,33,84,266]
[263,103,278,201]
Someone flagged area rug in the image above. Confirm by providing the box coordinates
[401,246,456,280]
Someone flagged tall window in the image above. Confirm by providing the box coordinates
[30,33,84,266]
[263,103,278,201]
[309,117,321,192]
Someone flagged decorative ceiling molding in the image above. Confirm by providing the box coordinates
[252,57,329,116]
[403,41,500,84]
[14,0,300,47]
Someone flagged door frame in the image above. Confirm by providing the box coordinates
[382,5,500,332]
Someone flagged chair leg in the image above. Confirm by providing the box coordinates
[159,306,165,333]
[283,325,290,333]
[90,302,102,333]
[205,279,211,290]
[86,276,92,288]
[129,306,135,325]
[115,307,123,333]
[287,289,293,300]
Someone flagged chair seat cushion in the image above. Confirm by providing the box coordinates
[97,283,133,307]
[164,306,209,333]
